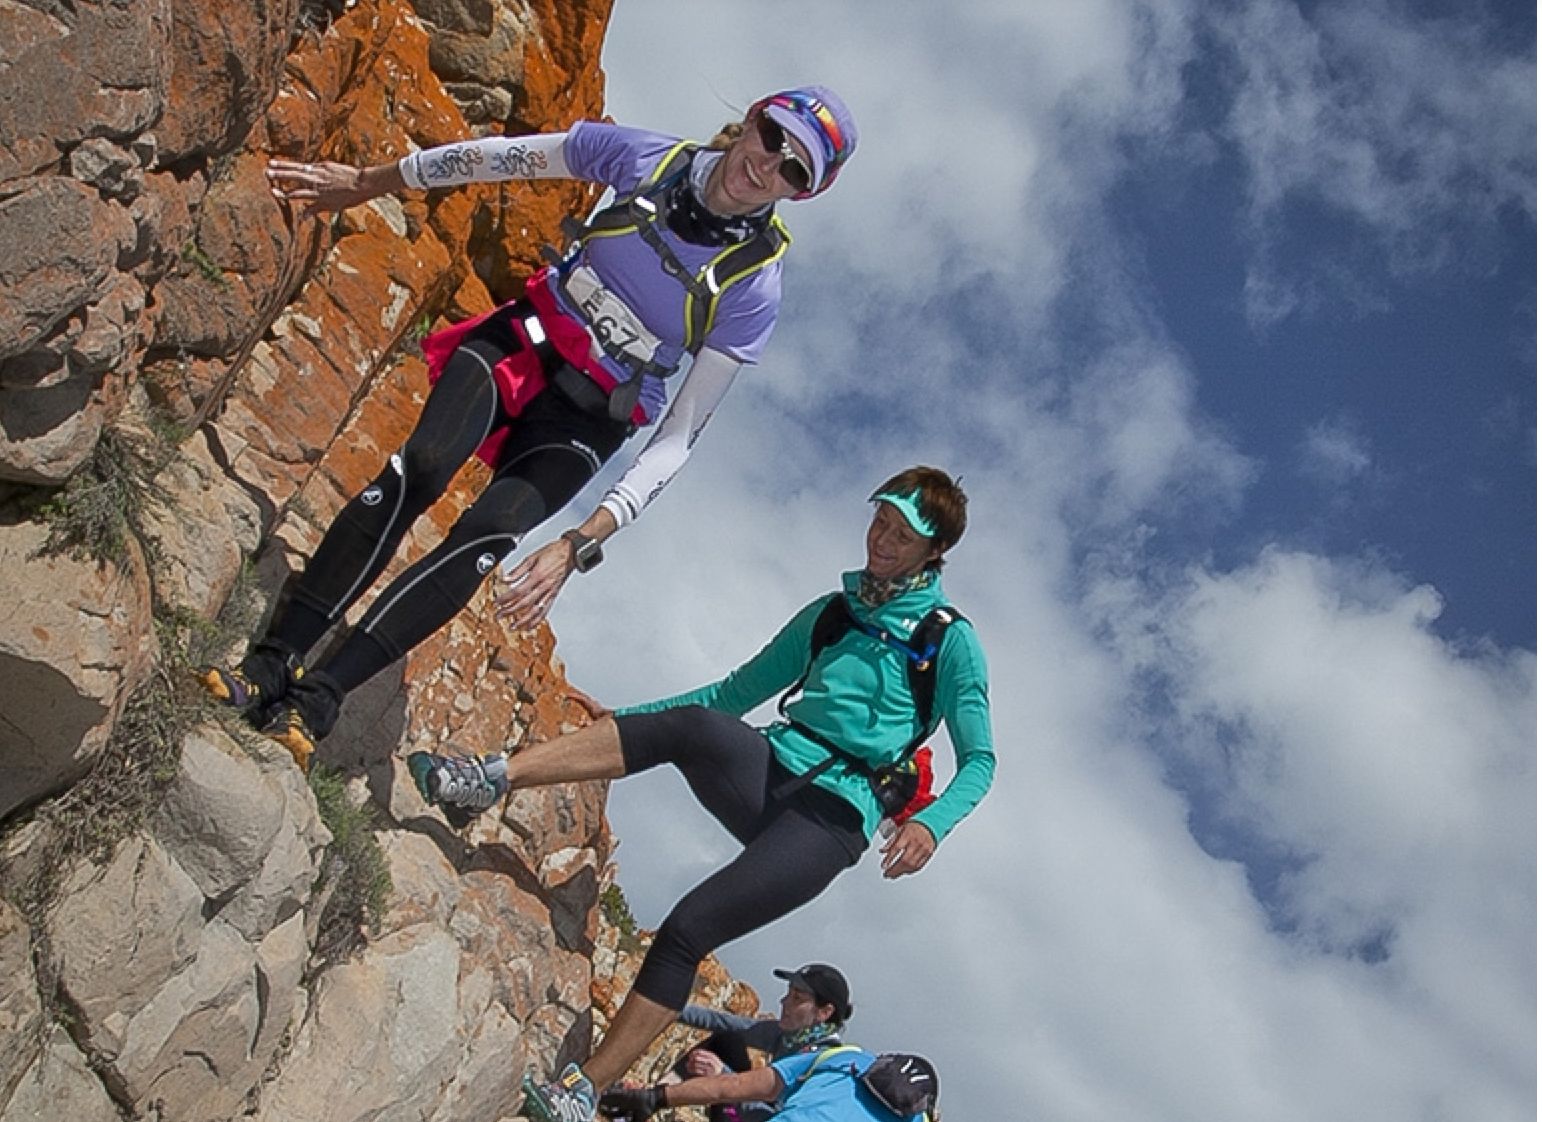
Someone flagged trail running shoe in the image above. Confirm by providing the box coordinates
[408,751,509,816]
[196,665,263,710]
[261,704,318,774]
[521,1065,597,1122]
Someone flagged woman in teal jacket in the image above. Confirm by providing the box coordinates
[411,466,993,1122]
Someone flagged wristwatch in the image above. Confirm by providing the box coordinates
[562,530,604,573]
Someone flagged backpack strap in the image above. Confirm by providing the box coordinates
[773,595,967,798]
[901,605,968,733]
[792,1044,865,1092]
[559,141,697,247]
[679,216,789,352]
[775,592,857,729]
[549,141,791,383]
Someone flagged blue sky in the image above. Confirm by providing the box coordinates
[1114,84,1535,651]
[518,2,1535,1119]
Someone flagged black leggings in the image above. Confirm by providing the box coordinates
[616,707,867,1011]
[269,319,631,696]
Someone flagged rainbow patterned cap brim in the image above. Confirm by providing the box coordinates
[872,489,937,538]
[751,86,858,198]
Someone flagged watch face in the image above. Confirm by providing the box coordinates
[569,533,602,572]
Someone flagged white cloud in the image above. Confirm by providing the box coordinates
[1211,0,1536,324]
[1297,414,1374,495]
[526,4,1540,1121]
[1081,547,1535,1116]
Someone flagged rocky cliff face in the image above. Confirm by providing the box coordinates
[0,3,758,1119]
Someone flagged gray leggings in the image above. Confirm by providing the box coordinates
[616,706,867,1010]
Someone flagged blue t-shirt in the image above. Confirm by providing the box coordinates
[769,1049,925,1122]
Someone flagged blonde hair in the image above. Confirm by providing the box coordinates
[707,120,745,151]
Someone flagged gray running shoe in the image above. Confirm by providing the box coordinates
[407,751,509,815]
[520,1064,597,1122]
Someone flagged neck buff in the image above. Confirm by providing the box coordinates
[857,566,938,608]
[777,1020,842,1060]
[663,150,771,247]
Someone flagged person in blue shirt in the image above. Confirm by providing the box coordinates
[599,1047,939,1122]
[671,964,853,1122]
[412,466,994,1122]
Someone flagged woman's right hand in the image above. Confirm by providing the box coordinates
[494,539,577,631]
[266,159,390,217]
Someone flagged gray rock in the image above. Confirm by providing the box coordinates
[0,899,42,1110]
[111,919,261,1121]
[46,834,205,1056]
[0,0,171,184]
[0,1026,119,1122]
[152,727,289,904]
[254,924,465,1122]
[68,138,144,201]
[0,520,155,822]
[140,426,264,622]
[220,753,332,940]
[0,177,137,360]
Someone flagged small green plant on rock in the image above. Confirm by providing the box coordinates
[181,240,230,289]
[1,659,190,926]
[0,563,238,930]
[601,883,644,956]
[34,428,174,570]
[307,766,393,965]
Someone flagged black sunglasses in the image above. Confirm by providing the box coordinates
[755,113,814,193]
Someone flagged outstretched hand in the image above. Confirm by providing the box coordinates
[879,819,937,879]
[494,539,575,631]
[567,686,612,723]
[267,158,381,218]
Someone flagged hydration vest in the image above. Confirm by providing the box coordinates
[792,1046,939,1120]
[546,142,791,416]
[775,593,967,812]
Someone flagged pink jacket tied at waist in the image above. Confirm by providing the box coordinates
[420,268,649,466]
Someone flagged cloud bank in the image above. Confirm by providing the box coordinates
[524,2,1536,1119]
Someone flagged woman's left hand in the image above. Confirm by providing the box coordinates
[879,820,937,879]
[494,540,575,630]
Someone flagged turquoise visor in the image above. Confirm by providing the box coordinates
[872,489,937,538]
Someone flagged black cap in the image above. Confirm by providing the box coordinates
[773,963,853,1024]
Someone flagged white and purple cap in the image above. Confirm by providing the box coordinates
[751,86,859,198]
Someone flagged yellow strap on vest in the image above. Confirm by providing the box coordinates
[794,1044,865,1088]
[565,142,791,355]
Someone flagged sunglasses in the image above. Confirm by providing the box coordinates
[754,112,813,194]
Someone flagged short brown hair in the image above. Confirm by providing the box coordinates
[871,465,968,563]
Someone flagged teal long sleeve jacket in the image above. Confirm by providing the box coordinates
[618,571,995,843]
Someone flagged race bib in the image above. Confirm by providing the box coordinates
[561,265,664,370]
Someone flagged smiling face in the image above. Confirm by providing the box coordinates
[701,112,813,215]
[776,984,835,1032]
[865,501,943,582]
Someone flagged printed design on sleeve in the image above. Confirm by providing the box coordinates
[489,142,549,179]
[421,143,485,182]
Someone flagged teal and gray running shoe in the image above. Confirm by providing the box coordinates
[520,1064,597,1122]
[407,751,509,816]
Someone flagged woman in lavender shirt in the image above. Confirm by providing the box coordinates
[199,88,858,769]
